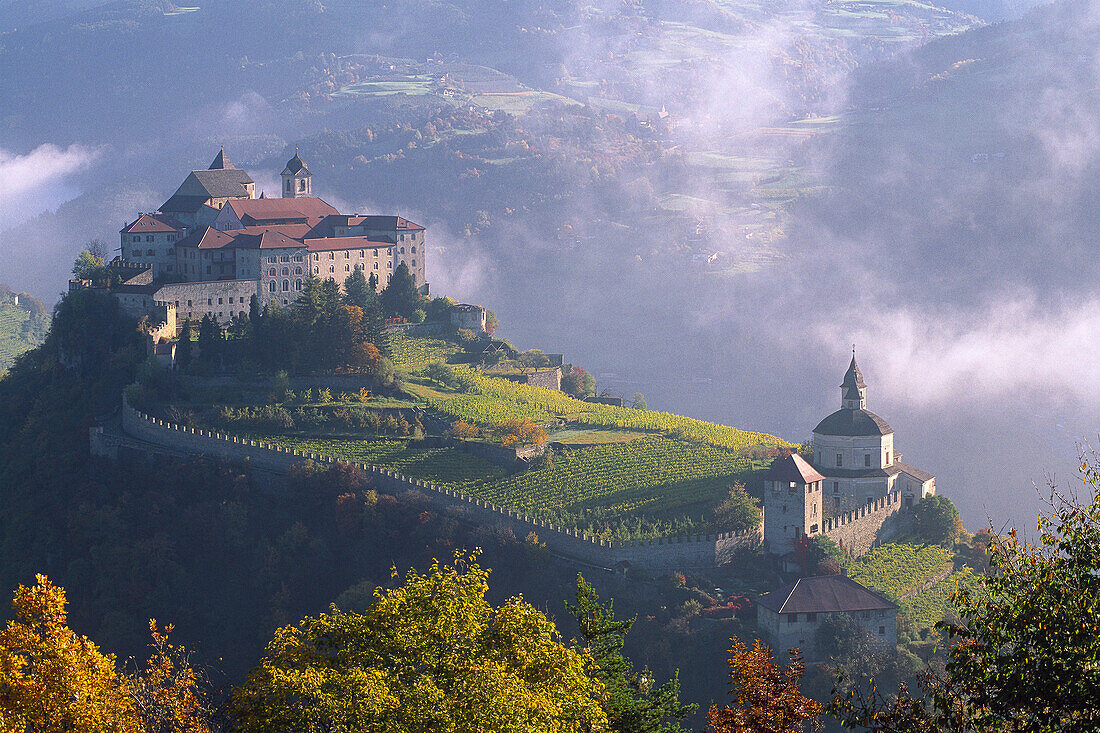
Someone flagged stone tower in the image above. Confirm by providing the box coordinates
[281,150,311,198]
[762,453,826,555]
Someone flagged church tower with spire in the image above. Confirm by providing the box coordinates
[809,353,936,516]
[281,150,312,198]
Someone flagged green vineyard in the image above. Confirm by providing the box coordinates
[846,543,976,626]
[431,369,789,453]
[252,435,507,490]
[388,334,463,371]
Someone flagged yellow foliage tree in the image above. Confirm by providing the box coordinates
[707,639,821,733]
[232,552,609,733]
[0,576,212,733]
[0,574,139,733]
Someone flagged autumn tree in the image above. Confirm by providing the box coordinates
[451,420,481,439]
[494,418,548,448]
[0,576,212,733]
[232,552,608,733]
[708,639,821,733]
[911,495,964,547]
[562,366,596,399]
[568,575,695,733]
[0,574,138,732]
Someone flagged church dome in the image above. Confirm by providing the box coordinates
[813,408,893,437]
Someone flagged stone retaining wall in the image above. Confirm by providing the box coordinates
[113,396,760,571]
[823,490,906,555]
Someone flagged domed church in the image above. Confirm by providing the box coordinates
[811,354,936,517]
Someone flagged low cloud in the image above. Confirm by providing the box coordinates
[0,143,102,229]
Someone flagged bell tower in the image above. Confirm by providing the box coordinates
[281,149,312,198]
[841,349,867,410]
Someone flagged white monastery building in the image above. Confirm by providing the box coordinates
[105,149,427,326]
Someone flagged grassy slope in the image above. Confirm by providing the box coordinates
[0,301,47,374]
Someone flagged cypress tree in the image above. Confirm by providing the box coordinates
[344,268,375,311]
[380,262,420,319]
[176,319,193,369]
[568,575,695,733]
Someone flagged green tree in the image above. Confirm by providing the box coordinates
[712,482,762,533]
[630,393,647,410]
[912,495,963,547]
[232,553,608,733]
[380,262,421,319]
[196,315,220,365]
[71,248,107,286]
[830,456,1100,732]
[175,320,193,370]
[562,367,596,399]
[519,349,550,372]
[568,575,695,733]
[367,271,378,293]
[343,268,375,311]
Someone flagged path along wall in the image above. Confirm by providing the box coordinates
[822,490,906,556]
[113,398,760,572]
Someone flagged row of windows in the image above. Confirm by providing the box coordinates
[269,279,304,292]
[823,451,891,468]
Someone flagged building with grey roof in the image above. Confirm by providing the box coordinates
[756,574,898,661]
[810,355,936,517]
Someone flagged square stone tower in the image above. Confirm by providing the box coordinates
[763,453,826,555]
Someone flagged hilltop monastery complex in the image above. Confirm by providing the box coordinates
[95,149,428,327]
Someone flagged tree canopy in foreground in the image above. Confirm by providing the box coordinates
[830,452,1100,732]
[232,551,608,733]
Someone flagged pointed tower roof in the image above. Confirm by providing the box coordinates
[841,353,866,398]
[282,150,311,176]
[764,453,826,484]
[209,148,235,170]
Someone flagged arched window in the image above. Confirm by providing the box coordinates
[329,265,334,273]
[295,267,302,275]
[344,251,349,258]
[269,268,276,276]
[299,179,306,191]
[295,279,302,291]
[412,260,416,267]
[282,280,290,291]
[146,249,155,256]
[282,267,289,276]
[285,179,293,193]
[345,264,350,272]
[269,281,276,292]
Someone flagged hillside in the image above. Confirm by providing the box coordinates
[0,285,48,374]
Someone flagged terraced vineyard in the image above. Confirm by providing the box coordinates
[847,543,976,626]
[388,334,463,372]
[432,370,788,453]
[480,437,752,517]
[253,435,507,490]
[0,303,46,374]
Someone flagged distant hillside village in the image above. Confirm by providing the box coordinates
[71,149,461,337]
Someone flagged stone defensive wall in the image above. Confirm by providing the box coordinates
[822,490,906,556]
[106,397,761,572]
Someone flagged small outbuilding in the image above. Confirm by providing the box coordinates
[756,574,898,661]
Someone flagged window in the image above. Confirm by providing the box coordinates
[269,268,276,276]
[269,256,277,263]
[411,246,416,253]
[373,249,378,256]
[187,300,192,307]
[879,626,886,635]
[207,298,212,306]
[282,268,289,276]
[206,266,211,274]
[412,259,416,267]
[373,263,378,269]
[294,255,303,262]
[313,267,319,274]
[810,524,818,534]
[269,281,276,292]
[865,454,871,467]
[228,297,234,304]
[345,264,350,272]
[280,256,289,262]
[295,267,302,275]
[313,253,319,261]
[329,265,334,273]
[146,235,153,242]
[834,497,841,509]
[282,280,289,291]
[358,250,364,257]
[218,298,223,305]
[836,453,843,467]
[400,247,405,254]
[167,248,175,255]
[833,481,839,493]
[146,249,155,256]
[344,251,349,258]
[295,279,302,291]
[328,252,334,260]
[886,451,891,463]
[787,614,798,624]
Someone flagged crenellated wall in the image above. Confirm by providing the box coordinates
[111,397,761,572]
[822,490,906,555]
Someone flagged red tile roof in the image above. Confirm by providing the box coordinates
[175,227,236,250]
[224,197,338,224]
[122,213,183,234]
